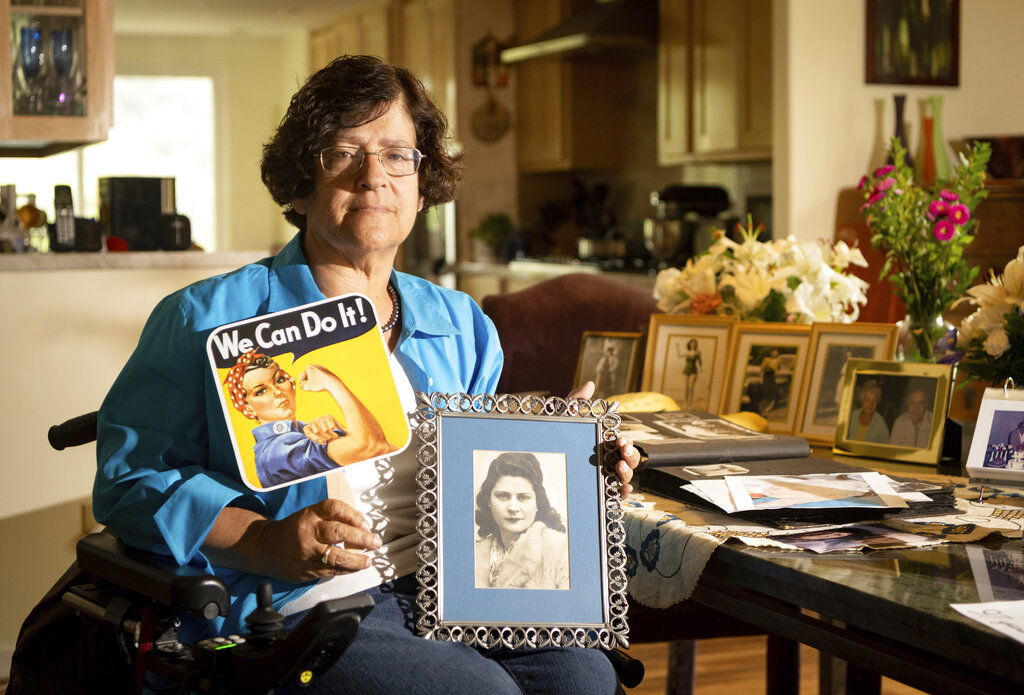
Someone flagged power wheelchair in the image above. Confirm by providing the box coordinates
[7,411,372,695]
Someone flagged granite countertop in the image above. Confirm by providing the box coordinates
[0,250,269,271]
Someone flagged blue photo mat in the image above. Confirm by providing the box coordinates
[438,414,606,625]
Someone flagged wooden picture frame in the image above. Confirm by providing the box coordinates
[865,0,960,86]
[794,322,898,445]
[573,330,643,399]
[412,392,629,650]
[834,359,953,464]
[640,314,736,413]
[721,323,811,434]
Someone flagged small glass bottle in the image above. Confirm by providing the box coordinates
[18,193,49,252]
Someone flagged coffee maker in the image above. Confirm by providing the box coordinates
[642,185,733,267]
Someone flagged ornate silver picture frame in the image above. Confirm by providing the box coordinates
[412,392,629,650]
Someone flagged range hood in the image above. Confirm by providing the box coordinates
[500,0,657,64]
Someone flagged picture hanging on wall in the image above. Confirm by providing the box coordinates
[865,0,960,86]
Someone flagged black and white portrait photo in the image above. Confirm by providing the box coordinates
[574,332,640,400]
[472,450,570,590]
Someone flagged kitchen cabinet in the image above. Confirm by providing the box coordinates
[658,0,771,164]
[392,0,456,127]
[309,1,391,72]
[0,0,112,156]
[512,0,629,172]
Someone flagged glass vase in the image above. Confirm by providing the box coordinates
[896,314,955,363]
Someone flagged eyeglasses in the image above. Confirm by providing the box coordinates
[318,145,424,177]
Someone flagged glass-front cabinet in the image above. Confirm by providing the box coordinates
[0,0,112,156]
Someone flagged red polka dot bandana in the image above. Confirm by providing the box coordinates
[224,350,266,419]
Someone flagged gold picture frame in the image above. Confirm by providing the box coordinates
[640,314,736,412]
[572,330,643,399]
[721,323,812,434]
[833,359,953,464]
[794,322,899,445]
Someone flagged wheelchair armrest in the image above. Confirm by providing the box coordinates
[76,532,230,620]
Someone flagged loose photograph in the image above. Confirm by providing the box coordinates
[771,524,940,554]
[795,323,897,443]
[642,315,735,412]
[573,331,642,399]
[834,360,952,464]
[473,450,570,590]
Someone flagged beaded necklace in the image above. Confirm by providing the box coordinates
[380,282,401,332]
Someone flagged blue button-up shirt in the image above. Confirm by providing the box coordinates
[94,232,503,636]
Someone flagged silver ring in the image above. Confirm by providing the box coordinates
[319,545,332,565]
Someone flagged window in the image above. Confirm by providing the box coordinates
[0,74,217,250]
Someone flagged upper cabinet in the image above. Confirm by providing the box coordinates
[658,0,771,165]
[309,1,391,71]
[0,0,112,156]
[392,0,456,128]
[511,0,630,173]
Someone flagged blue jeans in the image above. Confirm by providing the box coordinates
[276,575,619,694]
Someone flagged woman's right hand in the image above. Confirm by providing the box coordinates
[252,499,382,582]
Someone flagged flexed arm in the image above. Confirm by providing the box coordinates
[300,364,394,464]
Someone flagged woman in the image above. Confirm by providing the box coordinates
[679,338,702,407]
[94,55,640,694]
[474,452,569,590]
[224,351,392,487]
[849,378,889,443]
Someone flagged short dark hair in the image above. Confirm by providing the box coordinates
[475,452,565,539]
[261,54,462,230]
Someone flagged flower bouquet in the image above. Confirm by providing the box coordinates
[858,139,992,361]
[653,218,869,324]
[955,246,1024,385]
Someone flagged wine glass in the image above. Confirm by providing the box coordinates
[51,29,75,114]
[17,24,44,114]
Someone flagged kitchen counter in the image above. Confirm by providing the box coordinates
[452,259,656,302]
[0,249,268,271]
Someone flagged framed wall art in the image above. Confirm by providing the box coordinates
[721,323,811,434]
[412,392,629,650]
[573,330,643,399]
[640,314,736,412]
[865,0,960,86]
[794,322,898,444]
[834,359,953,464]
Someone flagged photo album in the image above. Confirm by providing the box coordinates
[207,294,410,491]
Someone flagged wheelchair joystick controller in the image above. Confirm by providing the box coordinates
[244,581,284,644]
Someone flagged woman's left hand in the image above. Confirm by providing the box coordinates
[567,381,643,497]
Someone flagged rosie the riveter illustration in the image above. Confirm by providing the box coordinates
[223,350,394,487]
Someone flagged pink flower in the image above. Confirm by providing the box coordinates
[939,189,959,202]
[857,175,869,189]
[873,165,895,177]
[928,199,950,219]
[949,204,971,225]
[877,177,896,191]
[861,190,887,209]
[933,219,956,241]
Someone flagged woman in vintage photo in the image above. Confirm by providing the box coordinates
[223,350,393,487]
[849,378,889,443]
[759,347,781,410]
[593,341,621,398]
[474,451,569,590]
[679,338,702,407]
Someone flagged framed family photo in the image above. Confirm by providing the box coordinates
[721,323,811,434]
[573,331,643,399]
[834,359,953,464]
[412,392,629,650]
[965,386,1024,485]
[865,0,960,86]
[794,322,898,444]
[640,314,736,412]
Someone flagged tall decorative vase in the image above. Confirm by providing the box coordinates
[929,95,952,182]
[888,94,914,168]
[867,98,888,173]
[917,115,937,186]
[896,314,955,363]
